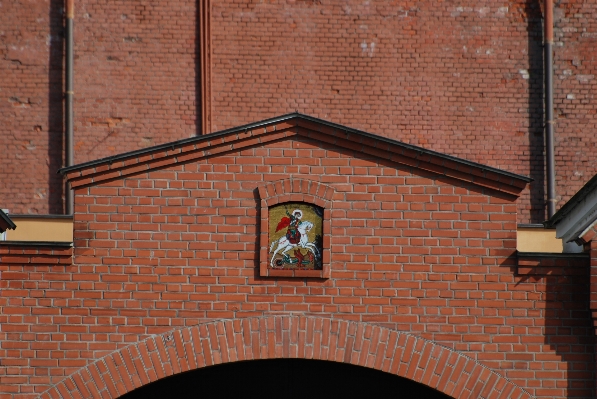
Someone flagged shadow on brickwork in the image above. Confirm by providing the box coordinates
[543,268,595,398]
[526,0,546,223]
[48,0,65,214]
[514,255,596,398]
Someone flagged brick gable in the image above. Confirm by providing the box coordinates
[1,116,593,398]
[60,114,531,197]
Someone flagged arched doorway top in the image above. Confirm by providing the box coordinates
[38,315,533,399]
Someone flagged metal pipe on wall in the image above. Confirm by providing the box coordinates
[199,0,212,135]
[65,0,74,214]
[544,0,556,218]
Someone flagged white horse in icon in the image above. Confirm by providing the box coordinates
[269,220,320,267]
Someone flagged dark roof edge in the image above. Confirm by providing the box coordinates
[58,113,302,175]
[58,113,532,184]
[517,223,550,229]
[0,209,17,231]
[298,115,532,183]
[544,173,597,228]
[0,241,73,247]
[10,214,73,220]
[517,251,589,258]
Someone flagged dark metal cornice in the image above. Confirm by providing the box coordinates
[0,209,16,232]
[58,113,532,184]
[544,173,597,228]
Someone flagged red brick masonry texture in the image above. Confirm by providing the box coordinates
[0,119,586,397]
[39,316,533,399]
[0,243,591,398]
[2,0,597,223]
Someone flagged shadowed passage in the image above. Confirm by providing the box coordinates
[120,358,451,398]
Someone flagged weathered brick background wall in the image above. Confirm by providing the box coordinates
[552,1,597,215]
[0,0,198,214]
[211,0,547,220]
[1,136,592,398]
[209,0,597,223]
[0,0,65,214]
[2,0,597,222]
[73,1,198,158]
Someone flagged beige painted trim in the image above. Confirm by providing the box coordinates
[517,227,562,253]
[2,217,564,252]
[6,217,73,242]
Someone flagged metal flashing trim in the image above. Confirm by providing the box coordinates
[561,203,597,243]
[517,251,589,258]
[545,172,597,228]
[517,223,548,229]
[0,209,16,231]
[578,220,597,243]
[57,113,302,175]
[542,173,597,243]
[58,113,532,184]
[9,214,74,220]
[0,241,73,247]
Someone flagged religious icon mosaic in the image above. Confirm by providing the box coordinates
[268,202,323,270]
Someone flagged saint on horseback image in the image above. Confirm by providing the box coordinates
[268,203,323,270]
[277,209,302,244]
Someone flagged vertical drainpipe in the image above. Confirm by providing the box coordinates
[199,0,211,135]
[544,0,556,218]
[65,0,74,215]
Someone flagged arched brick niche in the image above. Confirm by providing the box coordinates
[38,316,532,399]
[258,178,335,278]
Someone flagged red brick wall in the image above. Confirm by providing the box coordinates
[0,0,198,215]
[1,137,591,397]
[553,1,597,215]
[209,0,597,223]
[39,316,535,399]
[2,0,597,221]
[0,244,73,397]
[211,0,541,188]
[0,0,65,214]
[73,1,198,158]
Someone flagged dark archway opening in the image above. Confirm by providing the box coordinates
[121,359,451,398]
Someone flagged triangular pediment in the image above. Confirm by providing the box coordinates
[60,113,531,195]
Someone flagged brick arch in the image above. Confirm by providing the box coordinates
[258,178,336,209]
[38,316,533,399]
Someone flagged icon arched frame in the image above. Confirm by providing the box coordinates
[258,179,334,278]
